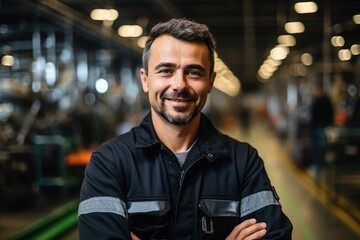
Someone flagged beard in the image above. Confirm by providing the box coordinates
[158,91,200,125]
[159,104,200,125]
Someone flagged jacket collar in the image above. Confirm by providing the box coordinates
[134,112,160,148]
[134,112,229,162]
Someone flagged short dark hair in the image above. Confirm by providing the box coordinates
[142,18,216,75]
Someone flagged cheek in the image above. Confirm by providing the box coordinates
[194,83,211,97]
[147,80,167,98]
[154,80,167,90]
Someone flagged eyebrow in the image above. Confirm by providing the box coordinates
[154,62,177,71]
[154,62,206,74]
[185,64,206,74]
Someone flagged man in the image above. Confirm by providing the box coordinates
[309,81,334,169]
[78,18,293,239]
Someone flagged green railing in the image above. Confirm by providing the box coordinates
[7,199,79,240]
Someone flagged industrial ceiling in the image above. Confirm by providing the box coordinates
[1,0,360,92]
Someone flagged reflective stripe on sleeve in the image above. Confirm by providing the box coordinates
[240,190,280,217]
[78,196,127,218]
[128,200,168,214]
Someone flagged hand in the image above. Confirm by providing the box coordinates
[225,218,267,240]
[130,232,141,240]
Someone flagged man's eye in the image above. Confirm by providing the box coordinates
[188,70,202,77]
[159,69,173,74]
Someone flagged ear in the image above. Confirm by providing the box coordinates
[140,68,149,93]
[208,71,216,93]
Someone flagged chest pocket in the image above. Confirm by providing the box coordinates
[199,199,241,239]
[128,200,170,239]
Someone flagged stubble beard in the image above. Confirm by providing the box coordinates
[159,102,200,125]
[154,90,202,125]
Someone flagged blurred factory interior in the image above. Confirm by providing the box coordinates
[0,0,360,239]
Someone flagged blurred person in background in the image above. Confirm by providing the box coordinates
[78,18,292,239]
[309,81,334,171]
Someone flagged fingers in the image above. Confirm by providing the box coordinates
[242,226,267,240]
[130,232,141,240]
[226,218,267,240]
[130,219,266,240]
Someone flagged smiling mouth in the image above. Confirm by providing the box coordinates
[166,98,192,102]
[161,92,197,103]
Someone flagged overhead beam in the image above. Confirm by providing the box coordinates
[13,0,142,55]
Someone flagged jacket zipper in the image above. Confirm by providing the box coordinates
[174,154,204,238]
[178,154,203,188]
[179,170,185,187]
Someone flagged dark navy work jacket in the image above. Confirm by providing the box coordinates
[78,112,293,239]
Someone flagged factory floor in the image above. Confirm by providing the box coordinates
[1,117,360,240]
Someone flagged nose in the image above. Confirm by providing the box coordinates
[171,72,188,92]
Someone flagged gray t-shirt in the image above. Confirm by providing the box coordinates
[174,140,197,167]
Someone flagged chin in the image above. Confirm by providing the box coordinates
[162,111,200,125]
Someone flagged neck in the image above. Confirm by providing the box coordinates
[151,111,200,153]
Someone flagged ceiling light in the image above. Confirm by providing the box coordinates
[90,9,119,21]
[284,22,305,34]
[95,78,109,94]
[260,63,278,73]
[353,14,360,24]
[118,25,143,37]
[213,75,241,96]
[331,36,345,47]
[338,49,351,61]
[265,58,282,67]
[1,55,14,67]
[277,35,296,46]
[137,36,148,48]
[350,44,360,55]
[294,2,318,14]
[270,45,290,60]
[213,55,241,96]
[300,53,313,66]
[257,68,273,82]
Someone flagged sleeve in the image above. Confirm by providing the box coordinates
[78,142,131,240]
[239,143,293,240]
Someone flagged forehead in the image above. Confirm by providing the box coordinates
[149,35,210,64]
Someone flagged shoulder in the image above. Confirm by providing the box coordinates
[95,130,136,156]
[199,113,259,157]
[227,137,259,162]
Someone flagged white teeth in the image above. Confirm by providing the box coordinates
[166,98,190,102]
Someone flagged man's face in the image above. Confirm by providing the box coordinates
[140,35,216,125]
